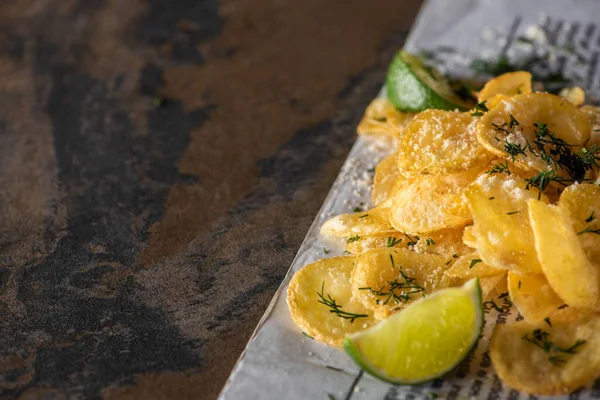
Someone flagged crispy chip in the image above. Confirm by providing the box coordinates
[372,153,407,205]
[508,272,564,323]
[389,167,481,233]
[357,98,413,139]
[462,225,477,248]
[352,248,449,319]
[466,174,546,274]
[529,199,600,310]
[445,252,504,280]
[491,312,600,395]
[559,86,585,106]
[476,93,591,173]
[477,71,532,102]
[287,256,376,346]
[321,203,394,239]
[397,110,493,176]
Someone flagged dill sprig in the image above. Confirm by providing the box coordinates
[470,101,489,117]
[347,235,360,243]
[577,226,600,235]
[486,161,511,175]
[317,282,368,323]
[585,212,595,223]
[469,259,482,269]
[386,236,402,247]
[522,328,586,366]
[425,238,435,246]
[358,268,425,305]
[504,140,529,161]
[404,233,420,247]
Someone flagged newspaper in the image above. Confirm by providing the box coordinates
[219,0,600,398]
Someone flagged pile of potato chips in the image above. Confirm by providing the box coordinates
[287,71,600,395]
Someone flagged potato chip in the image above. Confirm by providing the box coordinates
[397,110,493,176]
[352,248,449,319]
[372,153,406,205]
[345,228,470,259]
[476,93,591,173]
[390,167,481,233]
[445,252,504,280]
[287,256,376,346]
[357,98,413,139]
[528,199,600,310]
[491,312,600,395]
[508,272,564,323]
[559,86,585,106]
[321,203,394,239]
[479,273,507,301]
[466,174,546,274]
[462,225,477,248]
[477,71,532,102]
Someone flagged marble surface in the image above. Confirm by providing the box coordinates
[0,1,422,398]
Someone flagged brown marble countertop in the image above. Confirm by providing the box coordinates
[0,1,422,398]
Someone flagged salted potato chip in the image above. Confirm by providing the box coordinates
[508,272,564,323]
[287,256,376,346]
[480,273,507,301]
[559,86,585,106]
[372,153,407,205]
[462,225,477,248]
[491,313,600,395]
[321,203,394,239]
[390,167,481,233]
[352,248,449,319]
[529,199,600,310]
[357,98,413,139]
[466,174,546,274]
[477,71,532,102]
[397,110,493,176]
[346,228,470,258]
[476,93,591,173]
[445,252,504,280]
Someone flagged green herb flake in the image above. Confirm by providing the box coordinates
[317,282,368,323]
[469,259,482,269]
[347,235,361,243]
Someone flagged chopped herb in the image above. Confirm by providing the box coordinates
[302,331,314,339]
[317,282,368,323]
[358,214,369,219]
[445,259,453,265]
[509,114,520,129]
[518,280,522,289]
[347,235,360,243]
[325,365,343,372]
[507,211,520,215]
[524,170,575,198]
[425,238,435,246]
[489,196,495,200]
[558,304,569,309]
[522,328,586,365]
[586,212,595,223]
[343,250,352,255]
[389,254,395,269]
[504,140,528,161]
[577,227,600,235]
[385,236,402,247]
[544,317,552,327]
[453,253,459,258]
[469,259,482,269]
[470,101,489,117]
[323,248,329,254]
[367,167,376,173]
[404,233,420,247]
[359,269,425,305]
[486,161,511,175]
[352,207,362,212]
[498,292,509,299]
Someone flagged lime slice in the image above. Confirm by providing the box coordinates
[386,50,472,112]
[344,278,483,384]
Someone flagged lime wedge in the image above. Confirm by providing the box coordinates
[386,50,472,112]
[344,278,483,384]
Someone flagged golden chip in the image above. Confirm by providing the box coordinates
[508,272,564,323]
[528,199,600,310]
[397,110,493,176]
[476,93,591,173]
[466,174,546,274]
[462,225,477,248]
[491,312,600,395]
[352,248,449,319]
[389,167,481,233]
[321,203,394,239]
[477,71,532,102]
[287,256,376,346]
[559,86,585,106]
[357,98,413,139]
[372,153,406,205]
